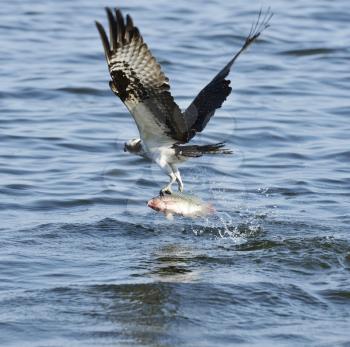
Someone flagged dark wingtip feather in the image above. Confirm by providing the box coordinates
[214,8,273,82]
[125,14,134,41]
[126,14,134,29]
[115,9,125,26]
[105,7,118,50]
[133,26,141,41]
[246,7,273,46]
[115,9,125,42]
[101,8,138,47]
[95,20,111,61]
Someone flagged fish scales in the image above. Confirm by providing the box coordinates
[147,192,214,219]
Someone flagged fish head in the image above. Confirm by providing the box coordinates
[147,197,167,212]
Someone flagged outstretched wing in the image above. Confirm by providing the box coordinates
[184,9,273,140]
[96,8,190,143]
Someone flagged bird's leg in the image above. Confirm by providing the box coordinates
[156,159,177,196]
[160,172,176,196]
[171,165,184,193]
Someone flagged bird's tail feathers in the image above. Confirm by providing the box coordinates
[175,142,233,158]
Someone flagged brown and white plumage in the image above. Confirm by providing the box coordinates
[96,8,189,144]
[95,8,272,194]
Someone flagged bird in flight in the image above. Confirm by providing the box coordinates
[96,8,272,195]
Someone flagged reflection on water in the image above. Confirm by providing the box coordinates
[91,283,179,347]
[150,244,201,283]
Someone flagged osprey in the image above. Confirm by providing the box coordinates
[96,8,271,195]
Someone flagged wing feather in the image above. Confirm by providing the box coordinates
[96,8,190,143]
[184,9,273,139]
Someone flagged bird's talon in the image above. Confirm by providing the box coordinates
[160,188,172,196]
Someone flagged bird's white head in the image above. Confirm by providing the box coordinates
[124,138,142,154]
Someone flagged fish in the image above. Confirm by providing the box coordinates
[147,192,215,219]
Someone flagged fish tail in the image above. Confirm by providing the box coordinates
[206,203,216,215]
[174,142,233,158]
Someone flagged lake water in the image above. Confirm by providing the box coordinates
[1,0,350,346]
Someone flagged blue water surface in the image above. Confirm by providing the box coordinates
[1,0,350,346]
